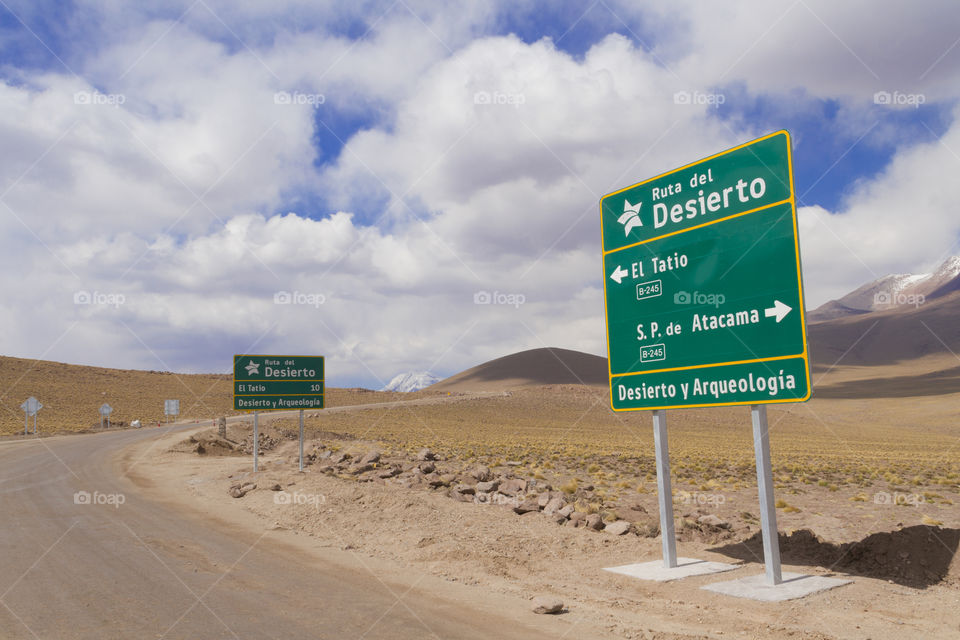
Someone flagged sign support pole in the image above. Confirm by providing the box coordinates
[298,409,304,472]
[653,409,677,568]
[24,412,28,436]
[751,404,782,585]
[253,411,259,473]
[33,413,37,435]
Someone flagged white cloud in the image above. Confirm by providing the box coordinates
[799,103,960,305]
[1,2,959,386]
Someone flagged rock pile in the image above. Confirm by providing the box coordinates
[301,444,641,535]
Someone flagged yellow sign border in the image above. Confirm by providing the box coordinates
[599,130,811,411]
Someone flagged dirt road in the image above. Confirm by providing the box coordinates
[0,422,557,639]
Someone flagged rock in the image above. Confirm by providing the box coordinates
[470,465,493,482]
[424,473,447,488]
[359,450,381,465]
[552,512,569,525]
[418,461,436,475]
[605,520,632,536]
[568,510,586,523]
[350,463,374,475]
[584,514,604,531]
[330,452,350,465]
[565,518,581,528]
[270,484,283,491]
[417,448,436,461]
[453,484,475,495]
[475,479,500,493]
[537,493,552,508]
[532,596,564,615]
[229,482,256,498]
[698,514,730,529]
[377,466,400,479]
[543,496,566,516]
[557,504,575,518]
[498,478,527,497]
[513,498,540,514]
[440,474,457,486]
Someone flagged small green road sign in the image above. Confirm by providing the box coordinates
[233,354,325,411]
[600,131,810,411]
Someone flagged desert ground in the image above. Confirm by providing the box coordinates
[124,356,958,639]
[2,347,959,638]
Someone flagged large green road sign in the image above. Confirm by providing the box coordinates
[600,131,810,411]
[233,354,325,411]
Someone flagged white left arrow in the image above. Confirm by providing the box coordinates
[764,300,792,323]
[609,265,629,284]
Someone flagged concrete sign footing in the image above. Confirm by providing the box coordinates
[701,571,852,601]
[604,557,741,582]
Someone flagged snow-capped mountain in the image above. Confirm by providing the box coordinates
[809,256,960,322]
[382,371,440,392]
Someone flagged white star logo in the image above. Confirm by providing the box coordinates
[244,360,260,376]
[617,199,643,236]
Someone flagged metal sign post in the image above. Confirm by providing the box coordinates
[164,399,180,423]
[21,397,41,436]
[751,404,782,585]
[233,355,325,475]
[598,132,825,592]
[253,411,259,473]
[298,409,305,472]
[653,409,677,568]
[99,403,113,429]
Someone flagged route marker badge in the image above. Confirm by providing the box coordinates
[600,130,811,411]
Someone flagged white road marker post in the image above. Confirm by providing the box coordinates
[253,411,259,473]
[298,409,304,472]
[751,404,782,585]
[653,409,677,568]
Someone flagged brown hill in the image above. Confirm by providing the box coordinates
[0,356,234,435]
[808,290,960,368]
[430,347,607,392]
[0,356,401,436]
[809,256,960,322]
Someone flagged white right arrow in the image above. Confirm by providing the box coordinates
[764,300,792,323]
[609,265,629,284]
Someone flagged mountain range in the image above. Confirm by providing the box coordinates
[808,256,960,323]
[381,371,440,392]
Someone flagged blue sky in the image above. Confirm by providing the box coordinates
[1,0,959,388]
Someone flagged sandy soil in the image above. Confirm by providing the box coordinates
[124,414,960,640]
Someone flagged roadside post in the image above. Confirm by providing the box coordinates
[600,132,842,598]
[164,399,179,423]
[299,409,305,472]
[652,409,676,568]
[21,397,41,435]
[233,355,325,474]
[99,403,113,429]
